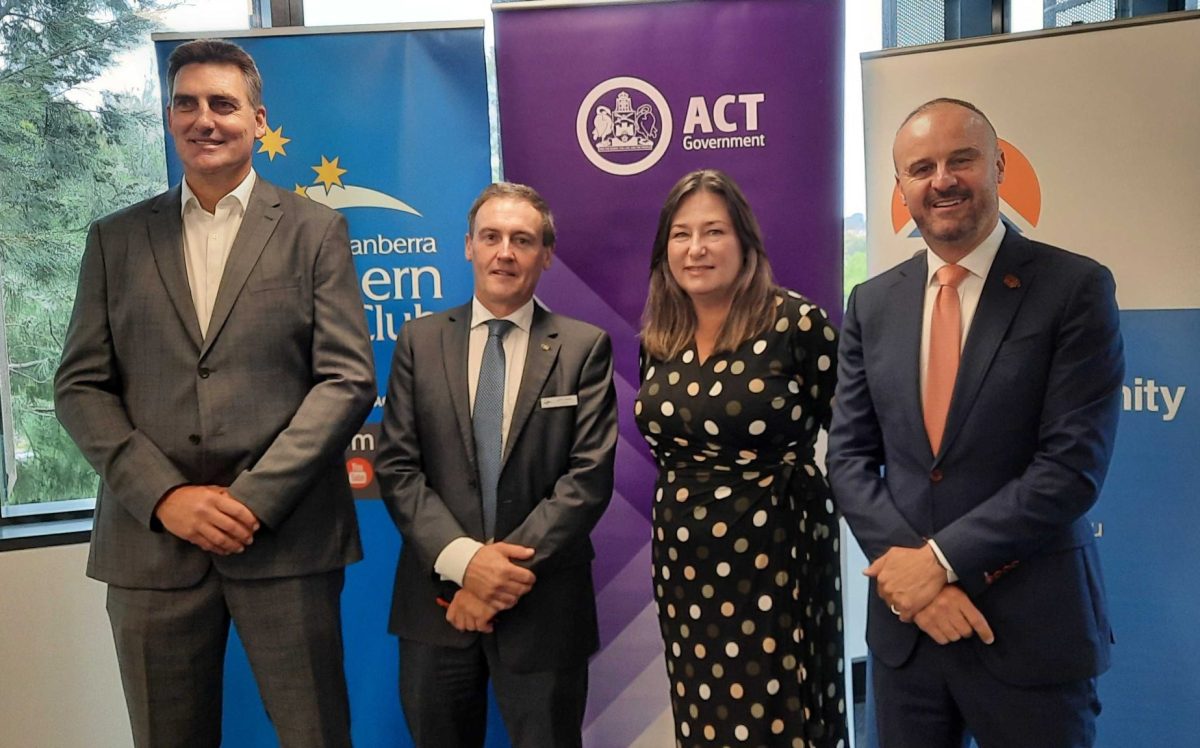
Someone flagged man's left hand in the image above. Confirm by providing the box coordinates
[865,544,946,620]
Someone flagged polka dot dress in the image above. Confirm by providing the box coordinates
[636,292,848,747]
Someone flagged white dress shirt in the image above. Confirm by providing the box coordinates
[921,220,1005,581]
[181,169,257,337]
[434,297,536,585]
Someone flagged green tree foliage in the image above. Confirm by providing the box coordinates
[1,0,169,505]
[843,222,867,305]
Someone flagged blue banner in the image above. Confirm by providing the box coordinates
[1092,309,1199,741]
[154,25,491,747]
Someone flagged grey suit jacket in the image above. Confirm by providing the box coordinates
[55,178,376,589]
[376,302,617,673]
[829,230,1123,686]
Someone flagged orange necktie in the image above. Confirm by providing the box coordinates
[924,264,970,454]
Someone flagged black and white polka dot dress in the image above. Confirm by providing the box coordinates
[635,292,848,748]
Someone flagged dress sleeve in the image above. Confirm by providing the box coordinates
[638,342,654,384]
[788,292,839,431]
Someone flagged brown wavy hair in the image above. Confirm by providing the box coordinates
[640,169,778,361]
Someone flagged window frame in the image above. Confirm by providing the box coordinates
[0,0,265,548]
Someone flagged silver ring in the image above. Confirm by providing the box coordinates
[890,604,901,616]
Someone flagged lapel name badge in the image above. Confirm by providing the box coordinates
[540,395,579,409]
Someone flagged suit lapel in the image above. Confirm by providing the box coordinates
[147,187,204,350]
[443,305,477,470]
[886,253,930,456]
[201,180,283,357]
[503,304,559,466]
[939,232,1035,458]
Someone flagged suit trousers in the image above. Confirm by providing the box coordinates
[873,635,1100,748]
[106,566,352,748]
[399,634,588,748]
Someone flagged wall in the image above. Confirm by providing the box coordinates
[0,542,131,748]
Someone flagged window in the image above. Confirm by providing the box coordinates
[1011,0,1193,33]
[1054,1,1116,25]
[846,3,885,297]
[885,0,948,47]
[0,0,250,535]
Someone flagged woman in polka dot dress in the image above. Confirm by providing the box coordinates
[635,170,847,747]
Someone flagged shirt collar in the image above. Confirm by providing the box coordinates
[181,168,257,218]
[471,297,535,333]
[926,219,1006,287]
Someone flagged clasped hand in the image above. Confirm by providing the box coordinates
[865,544,946,619]
[445,589,499,633]
[913,586,994,645]
[462,542,537,610]
[154,485,260,555]
[867,544,994,645]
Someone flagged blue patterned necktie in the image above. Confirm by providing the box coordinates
[474,318,514,540]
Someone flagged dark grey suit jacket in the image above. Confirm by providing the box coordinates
[376,302,617,673]
[829,230,1123,687]
[55,178,376,589]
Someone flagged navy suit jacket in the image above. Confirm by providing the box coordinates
[828,229,1123,687]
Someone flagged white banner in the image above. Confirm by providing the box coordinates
[862,13,1200,309]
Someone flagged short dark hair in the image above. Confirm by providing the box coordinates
[166,39,263,109]
[898,97,997,140]
[467,182,556,247]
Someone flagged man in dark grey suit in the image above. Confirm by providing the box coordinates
[375,182,617,748]
[54,39,374,747]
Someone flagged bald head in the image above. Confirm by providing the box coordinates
[893,98,999,175]
[892,98,1006,262]
[899,98,996,140]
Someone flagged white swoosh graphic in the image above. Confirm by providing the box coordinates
[305,184,422,216]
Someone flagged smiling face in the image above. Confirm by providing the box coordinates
[666,190,744,308]
[465,196,553,317]
[167,61,266,197]
[893,102,1005,262]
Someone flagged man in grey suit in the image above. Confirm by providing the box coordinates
[54,39,374,747]
[375,182,618,748]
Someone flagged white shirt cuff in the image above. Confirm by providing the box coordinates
[927,539,959,583]
[434,537,485,586]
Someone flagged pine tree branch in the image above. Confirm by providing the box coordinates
[0,18,128,86]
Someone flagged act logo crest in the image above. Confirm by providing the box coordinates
[576,76,672,176]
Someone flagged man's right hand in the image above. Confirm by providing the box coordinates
[462,542,536,610]
[912,585,995,645]
[154,485,260,555]
[445,589,500,633]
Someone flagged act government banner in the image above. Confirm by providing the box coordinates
[860,12,1200,747]
[155,24,492,747]
[495,2,844,745]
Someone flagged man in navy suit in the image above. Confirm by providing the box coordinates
[829,98,1123,747]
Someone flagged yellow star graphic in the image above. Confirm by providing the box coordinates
[311,155,348,191]
[294,184,308,197]
[257,124,291,160]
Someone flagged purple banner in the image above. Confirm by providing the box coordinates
[496,1,843,744]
